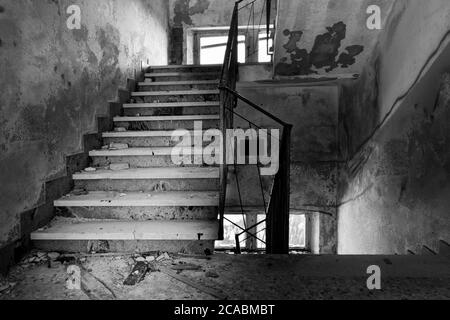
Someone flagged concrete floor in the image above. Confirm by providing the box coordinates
[1,252,449,300]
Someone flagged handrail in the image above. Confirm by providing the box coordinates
[218,0,292,254]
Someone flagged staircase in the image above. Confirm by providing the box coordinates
[31,65,224,255]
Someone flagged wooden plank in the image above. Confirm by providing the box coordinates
[73,167,220,180]
[31,219,220,241]
[53,191,219,207]
[159,267,227,300]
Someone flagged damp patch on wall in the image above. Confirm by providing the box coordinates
[275,22,364,76]
[173,0,211,26]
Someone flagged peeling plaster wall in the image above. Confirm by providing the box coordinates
[338,0,450,254]
[274,0,394,77]
[0,0,169,248]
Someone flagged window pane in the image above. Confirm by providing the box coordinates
[290,215,306,248]
[256,214,306,249]
[258,32,273,63]
[200,35,246,65]
[215,215,246,248]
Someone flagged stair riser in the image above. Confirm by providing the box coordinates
[124,106,219,116]
[138,83,218,92]
[56,206,218,221]
[75,179,220,192]
[91,155,218,168]
[33,240,214,255]
[115,120,220,131]
[148,66,221,74]
[103,136,212,147]
[132,94,219,104]
[146,74,219,82]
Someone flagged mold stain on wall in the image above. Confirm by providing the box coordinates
[173,0,211,26]
[275,22,364,76]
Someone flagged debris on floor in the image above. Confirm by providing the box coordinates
[205,271,219,278]
[114,127,127,132]
[84,167,97,172]
[123,262,149,286]
[66,265,81,290]
[159,267,228,300]
[171,263,202,272]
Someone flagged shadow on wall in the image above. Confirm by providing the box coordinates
[275,22,364,76]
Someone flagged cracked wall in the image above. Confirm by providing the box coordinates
[0,0,169,249]
[338,0,450,254]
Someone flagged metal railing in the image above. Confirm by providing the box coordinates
[218,0,292,254]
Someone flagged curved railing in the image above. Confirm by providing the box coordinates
[218,0,292,254]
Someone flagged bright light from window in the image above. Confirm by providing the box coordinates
[258,32,273,63]
[200,35,246,65]
[215,215,246,248]
[257,215,306,249]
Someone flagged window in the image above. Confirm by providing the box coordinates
[215,215,246,249]
[257,215,306,249]
[258,31,273,63]
[216,214,306,251]
[200,35,246,65]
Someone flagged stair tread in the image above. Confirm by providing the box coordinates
[73,167,220,180]
[54,191,219,207]
[145,72,220,77]
[123,101,220,108]
[132,90,219,96]
[114,115,220,121]
[138,80,219,86]
[31,218,219,241]
[89,147,207,157]
[149,64,221,69]
[103,130,207,138]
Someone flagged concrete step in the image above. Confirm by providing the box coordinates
[90,147,213,168]
[145,72,220,82]
[33,239,214,255]
[73,167,220,192]
[123,101,219,116]
[102,130,210,147]
[147,64,221,74]
[131,90,219,104]
[54,191,218,220]
[31,218,219,241]
[138,80,219,92]
[114,115,220,131]
[74,167,219,180]
[55,191,219,207]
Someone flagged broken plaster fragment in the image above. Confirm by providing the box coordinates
[114,127,127,132]
[109,163,130,171]
[85,167,97,172]
[109,143,129,150]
